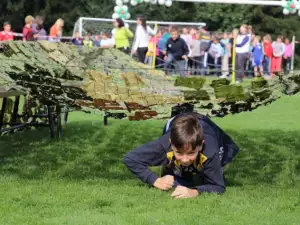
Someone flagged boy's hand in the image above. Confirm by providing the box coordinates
[171,186,199,199]
[182,55,188,60]
[153,175,174,191]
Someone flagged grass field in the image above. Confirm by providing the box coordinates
[1,94,300,225]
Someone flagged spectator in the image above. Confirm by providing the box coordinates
[271,35,285,76]
[208,35,223,77]
[100,32,115,48]
[220,33,231,78]
[23,15,34,41]
[190,32,202,75]
[113,18,133,54]
[0,22,14,41]
[156,28,167,68]
[34,24,47,41]
[163,27,189,77]
[83,34,93,48]
[72,32,83,46]
[32,15,44,35]
[235,24,251,83]
[263,34,273,77]
[283,37,293,74]
[49,18,64,42]
[144,36,156,66]
[181,27,192,46]
[93,35,101,47]
[132,16,156,63]
[251,36,264,77]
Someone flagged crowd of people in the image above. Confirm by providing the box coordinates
[0,15,294,83]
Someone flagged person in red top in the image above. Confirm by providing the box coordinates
[0,22,14,41]
[23,15,34,41]
[263,34,273,77]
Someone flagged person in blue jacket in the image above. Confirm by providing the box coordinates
[123,112,240,199]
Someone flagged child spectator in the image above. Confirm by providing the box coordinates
[93,35,101,47]
[144,36,156,66]
[72,32,83,46]
[100,32,115,48]
[251,36,264,77]
[263,34,273,77]
[123,112,240,197]
[208,36,223,77]
[272,36,286,76]
[0,22,14,41]
[34,25,47,41]
[32,16,44,35]
[156,28,168,67]
[220,33,231,78]
[23,16,34,41]
[49,18,64,42]
[181,27,192,46]
[235,24,251,83]
[113,18,134,54]
[83,34,93,48]
[283,38,293,74]
[163,27,189,77]
[190,32,202,75]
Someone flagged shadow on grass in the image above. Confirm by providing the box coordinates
[0,121,300,186]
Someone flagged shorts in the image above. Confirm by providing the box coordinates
[252,58,263,67]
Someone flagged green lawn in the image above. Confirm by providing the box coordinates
[1,94,300,225]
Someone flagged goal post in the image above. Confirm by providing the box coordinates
[73,17,206,38]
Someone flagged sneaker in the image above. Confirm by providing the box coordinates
[219,74,228,79]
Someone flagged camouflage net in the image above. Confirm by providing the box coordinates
[0,41,300,121]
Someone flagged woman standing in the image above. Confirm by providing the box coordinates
[113,18,134,54]
[132,16,156,63]
[235,24,251,83]
[49,19,64,42]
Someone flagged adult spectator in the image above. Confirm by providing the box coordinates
[49,19,64,42]
[132,16,156,63]
[235,24,251,83]
[23,15,34,41]
[0,22,14,41]
[112,18,133,54]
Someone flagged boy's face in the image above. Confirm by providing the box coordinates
[4,24,11,32]
[182,28,188,34]
[171,31,179,40]
[172,143,203,167]
[277,38,282,43]
[85,35,90,40]
[285,39,290,44]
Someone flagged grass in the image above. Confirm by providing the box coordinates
[1,94,300,225]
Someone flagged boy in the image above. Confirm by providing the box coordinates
[23,15,34,41]
[220,33,231,78]
[123,112,240,198]
[208,36,223,77]
[100,32,115,48]
[0,22,14,41]
[83,34,93,48]
[251,36,264,77]
[163,27,189,77]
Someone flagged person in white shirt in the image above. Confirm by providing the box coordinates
[100,32,115,48]
[132,16,156,63]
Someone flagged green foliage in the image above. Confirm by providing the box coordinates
[174,76,206,89]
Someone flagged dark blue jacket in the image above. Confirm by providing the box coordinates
[166,37,189,60]
[123,113,240,194]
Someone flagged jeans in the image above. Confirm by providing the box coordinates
[283,57,291,74]
[263,56,271,76]
[235,53,249,81]
[164,54,187,77]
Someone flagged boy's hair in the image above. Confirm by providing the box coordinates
[25,15,34,24]
[171,26,179,33]
[170,114,204,151]
[3,21,11,27]
[255,35,261,41]
[102,32,110,38]
[277,35,283,40]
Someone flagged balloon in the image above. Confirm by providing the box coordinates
[151,0,158,4]
[165,0,172,7]
[144,0,151,2]
[291,8,297,13]
[295,1,300,9]
[123,5,128,11]
[158,0,165,5]
[114,6,121,12]
[112,13,119,19]
[131,0,138,6]
[123,0,129,2]
[126,13,131,19]
[283,8,290,15]
[116,0,123,6]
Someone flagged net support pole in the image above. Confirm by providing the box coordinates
[175,0,284,6]
[291,35,295,72]
[79,18,83,37]
[231,33,237,83]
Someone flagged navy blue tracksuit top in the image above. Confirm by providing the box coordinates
[123,113,240,194]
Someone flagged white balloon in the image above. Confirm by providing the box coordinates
[151,0,158,4]
[295,1,300,9]
[158,0,165,5]
[298,9,300,16]
[144,0,151,2]
[123,0,129,2]
[291,8,297,14]
[280,0,287,7]
[125,23,130,28]
[283,8,290,15]
[126,13,131,19]
[131,0,137,6]
[165,0,172,7]
[114,6,121,12]
[123,5,128,11]
[116,0,123,6]
[112,13,119,19]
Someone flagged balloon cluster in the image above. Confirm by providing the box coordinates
[282,0,300,15]
[112,0,173,19]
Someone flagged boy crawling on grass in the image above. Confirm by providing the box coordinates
[123,112,240,199]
